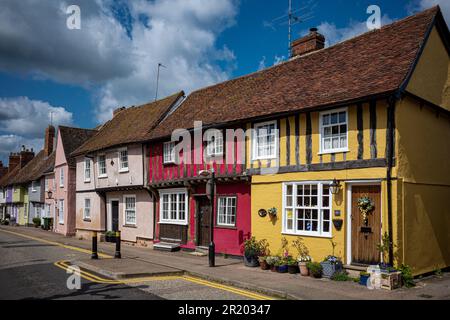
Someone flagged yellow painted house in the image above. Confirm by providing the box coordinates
[245,8,450,275]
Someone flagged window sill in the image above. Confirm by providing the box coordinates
[252,156,277,161]
[318,149,349,155]
[83,218,91,222]
[281,231,332,239]
[98,175,108,179]
[84,180,91,183]
[123,224,137,228]
[215,225,237,230]
[159,221,188,226]
[163,161,176,166]
[119,169,129,174]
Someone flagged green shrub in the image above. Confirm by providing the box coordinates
[32,217,41,226]
[399,264,415,288]
[306,262,323,278]
[331,271,351,281]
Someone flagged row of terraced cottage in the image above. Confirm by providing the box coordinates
[1,7,449,275]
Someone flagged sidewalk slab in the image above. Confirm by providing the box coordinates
[74,258,184,280]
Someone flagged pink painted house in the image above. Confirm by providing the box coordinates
[71,92,184,245]
[52,126,97,236]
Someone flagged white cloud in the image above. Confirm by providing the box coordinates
[0,0,239,123]
[408,0,450,24]
[0,97,73,163]
[313,15,393,47]
[258,56,266,71]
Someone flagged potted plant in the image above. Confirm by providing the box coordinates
[105,231,116,243]
[298,255,312,276]
[307,261,323,278]
[243,237,268,267]
[276,257,288,273]
[359,272,370,286]
[259,256,270,270]
[266,256,279,272]
[377,232,397,272]
[32,217,41,228]
[292,237,310,277]
[287,257,299,274]
[321,255,343,278]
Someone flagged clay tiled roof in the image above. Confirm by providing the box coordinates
[148,7,446,140]
[72,91,185,156]
[9,151,56,185]
[0,166,20,188]
[59,126,98,166]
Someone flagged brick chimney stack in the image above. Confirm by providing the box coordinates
[19,146,34,169]
[0,161,7,179]
[291,27,325,57]
[44,125,56,157]
[8,153,20,172]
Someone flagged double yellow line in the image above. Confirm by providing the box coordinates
[55,260,274,300]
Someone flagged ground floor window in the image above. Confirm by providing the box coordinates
[58,200,64,224]
[84,198,91,220]
[159,189,188,225]
[35,205,41,218]
[124,196,136,225]
[217,196,237,227]
[283,182,332,237]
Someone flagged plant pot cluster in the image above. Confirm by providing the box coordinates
[104,231,117,243]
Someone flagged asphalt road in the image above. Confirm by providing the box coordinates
[0,230,253,300]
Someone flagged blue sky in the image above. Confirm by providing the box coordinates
[0,0,448,164]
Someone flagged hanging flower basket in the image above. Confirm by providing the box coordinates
[357,195,375,225]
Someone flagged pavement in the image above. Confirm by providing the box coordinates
[1,225,450,300]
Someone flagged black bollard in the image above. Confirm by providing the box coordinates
[91,231,98,260]
[115,231,121,259]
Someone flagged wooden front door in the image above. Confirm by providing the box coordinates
[197,196,211,247]
[351,185,382,265]
[111,201,119,231]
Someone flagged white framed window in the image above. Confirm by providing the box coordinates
[163,142,176,164]
[31,181,37,192]
[319,108,348,154]
[58,199,64,224]
[59,168,64,187]
[124,195,136,225]
[252,121,278,160]
[159,189,188,225]
[217,196,237,227]
[206,130,224,156]
[118,148,129,172]
[97,155,107,177]
[84,158,91,182]
[283,182,332,238]
[45,204,51,218]
[84,198,91,220]
[44,177,49,192]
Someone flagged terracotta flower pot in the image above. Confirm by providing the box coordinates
[260,261,270,270]
[299,262,309,276]
[270,265,277,272]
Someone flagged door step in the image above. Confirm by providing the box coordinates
[194,246,208,256]
[344,264,369,278]
[153,242,181,252]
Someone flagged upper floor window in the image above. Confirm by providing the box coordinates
[84,158,91,182]
[58,199,64,224]
[59,168,64,187]
[31,181,37,192]
[320,109,348,154]
[253,121,278,160]
[217,196,237,227]
[98,155,107,177]
[124,195,136,225]
[44,177,49,192]
[163,142,176,164]
[118,148,129,172]
[206,131,224,157]
[283,182,331,238]
[159,189,188,225]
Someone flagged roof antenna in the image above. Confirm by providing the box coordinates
[267,0,316,59]
[155,63,167,102]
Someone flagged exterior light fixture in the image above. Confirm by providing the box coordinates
[330,179,341,195]
[47,190,53,199]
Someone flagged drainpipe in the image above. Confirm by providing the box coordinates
[144,186,158,241]
[386,95,397,266]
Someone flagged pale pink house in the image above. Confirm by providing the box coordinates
[72,92,184,245]
[52,126,97,236]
